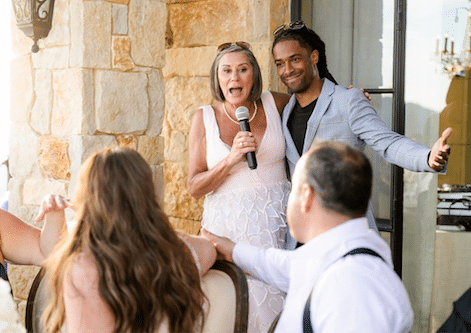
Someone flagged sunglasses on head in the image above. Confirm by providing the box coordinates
[217,41,251,52]
[273,20,306,37]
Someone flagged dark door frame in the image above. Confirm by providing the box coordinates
[290,0,407,277]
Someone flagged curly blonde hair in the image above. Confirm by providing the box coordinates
[43,147,205,333]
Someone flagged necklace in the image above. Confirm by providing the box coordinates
[222,101,258,124]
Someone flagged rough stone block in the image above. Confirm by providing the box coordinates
[7,178,23,216]
[167,0,200,3]
[10,56,33,123]
[163,77,212,167]
[147,70,165,136]
[247,0,270,40]
[9,133,38,179]
[13,205,39,227]
[168,216,201,236]
[166,130,187,163]
[117,135,138,150]
[106,0,130,4]
[16,300,27,331]
[43,0,71,47]
[164,161,203,221]
[151,164,164,207]
[129,0,166,68]
[23,178,68,205]
[68,135,117,195]
[31,69,52,135]
[112,36,134,71]
[270,0,290,35]
[112,4,128,35]
[164,77,212,133]
[10,265,40,301]
[168,1,244,48]
[10,121,37,139]
[95,71,148,134]
[163,47,217,78]
[38,136,71,180]
[70,0,111,69]
[252,42,279,92]
[52,69,95,136]
[32,46,69,69]
[138,135,164,166]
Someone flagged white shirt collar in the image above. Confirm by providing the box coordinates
[293,217,393,275]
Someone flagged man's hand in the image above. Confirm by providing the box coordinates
[201,228,235,262]
[429,127,453,172]
[347,85,372,101]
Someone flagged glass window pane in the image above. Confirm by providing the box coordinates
[363,96,393,221]
[311,0,394,89]
[403,1,469,331]
[352,0,395,89]
[312,0,395,222]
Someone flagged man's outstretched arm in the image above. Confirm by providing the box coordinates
[202,228,291,292]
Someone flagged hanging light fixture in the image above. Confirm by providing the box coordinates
[11,0,56,53]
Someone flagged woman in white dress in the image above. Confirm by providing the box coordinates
[188,42,291,332]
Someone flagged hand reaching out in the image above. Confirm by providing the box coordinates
[429,127,453,172]
[201,228,235,262]
[35,194,72,223]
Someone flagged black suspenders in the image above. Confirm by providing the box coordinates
[302,248,385,333]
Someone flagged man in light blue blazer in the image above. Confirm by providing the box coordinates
[272,22,453,249]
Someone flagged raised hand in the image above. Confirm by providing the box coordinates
[428,127,453,172]
[227,131,257,166]
[34,194,72,224]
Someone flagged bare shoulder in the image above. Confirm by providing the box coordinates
[189,107,206,136]
[191,107,205,123]
[270,91,291,115]
[66,253,99,295]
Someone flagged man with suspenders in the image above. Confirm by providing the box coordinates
[203,140,413,332]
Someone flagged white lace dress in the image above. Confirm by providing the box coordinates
[201,91,290,333]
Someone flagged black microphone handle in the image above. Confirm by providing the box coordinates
[239,119,257,170]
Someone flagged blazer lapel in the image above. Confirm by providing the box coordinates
[282,95,300,165]
[303,79,335,154]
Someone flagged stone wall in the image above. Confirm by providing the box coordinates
[8,0,289,324]
[9,0,167,321]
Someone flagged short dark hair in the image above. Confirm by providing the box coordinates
[209,45,263,102]
[272,24,337,84]
[301,141,372,217]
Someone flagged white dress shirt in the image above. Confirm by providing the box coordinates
[233,217,413,333]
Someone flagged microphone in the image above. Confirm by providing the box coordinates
[235,106,257,170]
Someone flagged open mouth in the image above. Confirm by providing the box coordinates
[229,87,243,95]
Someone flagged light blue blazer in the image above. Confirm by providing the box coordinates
[282,78,434,249]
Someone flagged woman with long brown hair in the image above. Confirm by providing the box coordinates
[43,147,216,333]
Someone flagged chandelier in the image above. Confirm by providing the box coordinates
[435,3,471,77]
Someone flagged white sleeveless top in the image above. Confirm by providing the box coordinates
[201,91,290,249]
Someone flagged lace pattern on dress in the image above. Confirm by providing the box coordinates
[202,181,290,249]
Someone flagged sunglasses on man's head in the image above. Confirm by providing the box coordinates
[273,20,306,37]
[217,41,251,52]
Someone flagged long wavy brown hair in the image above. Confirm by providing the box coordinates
[43,147,205,333]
